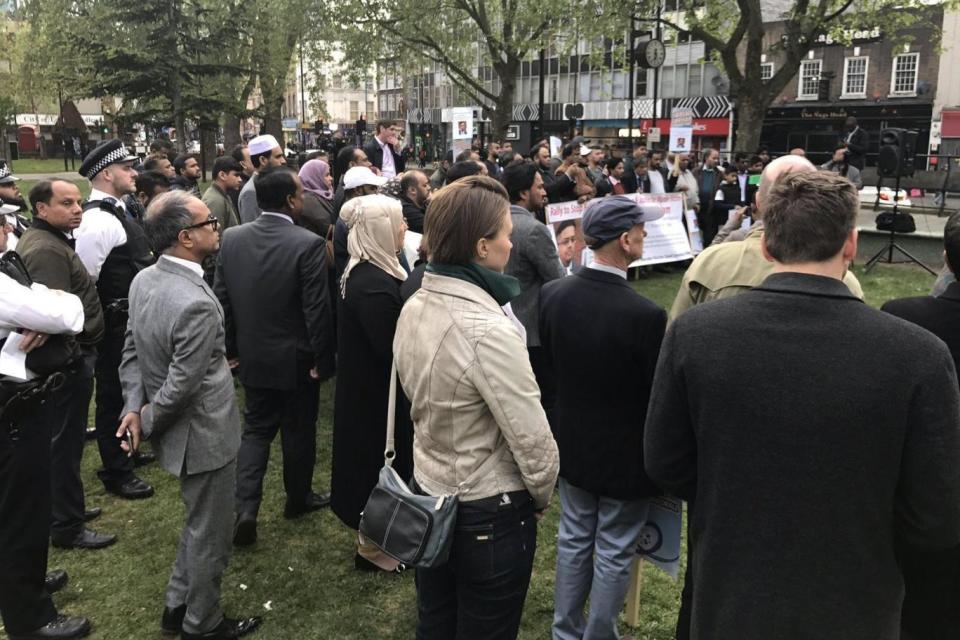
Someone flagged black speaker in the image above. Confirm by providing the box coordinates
[877,128,918,178]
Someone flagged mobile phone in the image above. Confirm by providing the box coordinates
[124,430,135,456]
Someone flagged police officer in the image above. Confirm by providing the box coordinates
[74,140,156,500]
[0,220,92,639]
[0,164,31,253]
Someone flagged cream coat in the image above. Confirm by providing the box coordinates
[393,272,559,509]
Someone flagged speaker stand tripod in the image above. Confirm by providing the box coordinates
[863,173,936,276]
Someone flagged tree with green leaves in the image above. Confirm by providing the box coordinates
[629,0,955,152]
[334,0,621,138]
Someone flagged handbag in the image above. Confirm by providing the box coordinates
[359,361,501,569]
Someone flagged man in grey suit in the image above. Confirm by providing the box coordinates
[117,191,261,640]
[238,135,286,224]
[214,166,335,547]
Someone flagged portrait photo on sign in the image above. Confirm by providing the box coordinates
[548,218,588,274]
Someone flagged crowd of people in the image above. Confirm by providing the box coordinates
[1,114,959,640]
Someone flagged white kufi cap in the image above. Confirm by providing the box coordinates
[248,134,280,156]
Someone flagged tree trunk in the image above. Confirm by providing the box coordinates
[262,98,284,143]
[223,113,242,148]
[733,90,770,154]
[490,64,518,142]
[200,126,217,181]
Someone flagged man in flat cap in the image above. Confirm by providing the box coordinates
[539,196,667,640]
[74,140,156,502]
[238,134,286,224]
[0,165,31,253]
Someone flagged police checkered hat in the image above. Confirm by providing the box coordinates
[0,164,20,185]
[79,139,138,180]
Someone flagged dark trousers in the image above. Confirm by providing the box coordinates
[50,350,95,540]
[415,495,538,640]
[676,499,695,640]
[528,346,556,431]
[235,373,319,519]
[94,319,134,484]
[0,397,57,634]
[899,543,960,639]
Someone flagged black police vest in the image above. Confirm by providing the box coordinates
[82,200,155,303]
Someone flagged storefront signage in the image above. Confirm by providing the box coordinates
[640,118,730,137]
[781,27,882,47]
[800,109,850,120]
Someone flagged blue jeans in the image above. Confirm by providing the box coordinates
[553,479,651,640]
[416,492,537,640]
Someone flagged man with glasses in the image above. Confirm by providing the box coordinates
[74,140,157,502]
[118,191,261,640]
[363,120,405,179]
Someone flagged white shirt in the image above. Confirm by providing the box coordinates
[161,254,205,278]
[378,137,396,179]
[0,273,84,341]
[648,170,666,195]
[587,262,628,280]
[74,187,128,281]
[738,173,748,202]
[261,211,294,224]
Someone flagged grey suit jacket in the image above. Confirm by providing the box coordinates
[238,173,260,224]
[119,257,241,477]
[505,204,565,347]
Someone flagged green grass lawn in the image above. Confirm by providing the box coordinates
[0,263,936,640]
[6,158,82,175]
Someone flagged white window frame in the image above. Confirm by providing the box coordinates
[841,56,869,99]
[797,59,822,100]
[760,62,774,82]
[890,52,919,97]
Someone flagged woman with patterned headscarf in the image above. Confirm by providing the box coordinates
[330,194,413,572]
[298,159,335,238]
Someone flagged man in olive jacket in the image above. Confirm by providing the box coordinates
[645,171,960,640]
[19,179,113,550]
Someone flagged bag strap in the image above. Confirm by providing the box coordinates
[384,360,503,497]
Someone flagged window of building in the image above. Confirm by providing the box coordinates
[367,102,374,118]
[636,69,648,98]
[612,71,627,99]
[688,64,703,96]
[760,62,774,81]
[797,59,822,99]
[578,73,591,102]
[842,56,868,98]
[890,52,919,96]
[349,100,359,121]
[589,71,602,100]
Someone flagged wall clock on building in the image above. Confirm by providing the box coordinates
[638,39,666,69]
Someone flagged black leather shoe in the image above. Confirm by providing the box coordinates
[160,604,186,635]
[44,569,68,593]
[283,491,331,519]
[83,507,101,522]
[133,451,156,467]
[103,476,154,500]
[180,615,262,639]
[51,528,118,550]
[233,515,257,547]
[8,614,91,639]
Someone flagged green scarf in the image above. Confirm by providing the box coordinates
[427,262,521,306]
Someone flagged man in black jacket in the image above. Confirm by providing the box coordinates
[214,166,336,547]
[645,171,960,640]
[362,120,405,179]
[531,143,577,203]
[540,196,666,640]
[881,211,960,639]
[841,116,868,170]
[397,170,430,233]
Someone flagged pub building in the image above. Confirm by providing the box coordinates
[758,7,941,165]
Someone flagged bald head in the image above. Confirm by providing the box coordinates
[756,155,816,218]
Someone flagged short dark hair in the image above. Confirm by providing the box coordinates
[446,160,483,184]
[605,157,623,173]
[29,179,74,214]
[173,153,197,174]
[143,156,170,173]
[212,156,242,181]
[425,176,510,265]
[455,149,475,163]
[749,155,764,166]
[230,144,247,164]
[556,219,577,236]
[503,162,538,203]
[254,165,298,211]
[561,143,578,159]
[945,212,960,277]
[135,171,171,199]
[763,171,858,264]
[143,190,195,254]
[400,170,425,195]
[334,145,357,185]
[444,150,454,164]
[251,147,273,170]
[376,119,399,132]
[149,139,174,153]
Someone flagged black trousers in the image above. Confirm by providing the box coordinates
[235,372,320,519]
[50,350,95,540]
[93,318,135,484]
[415,494,538,640]
[527,346,556,432]
[0,395,58,634]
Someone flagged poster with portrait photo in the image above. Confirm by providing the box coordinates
[547,217,587,275]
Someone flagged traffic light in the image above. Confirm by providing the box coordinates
[877,128,918,178]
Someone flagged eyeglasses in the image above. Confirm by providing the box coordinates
[182,217,219,232]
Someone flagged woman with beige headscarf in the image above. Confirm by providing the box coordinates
[330,194,413,572]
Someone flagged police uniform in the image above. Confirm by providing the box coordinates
[73,141,156,498]
[0,166,29,254]
[0,251,90,639]
[670,223,865,320]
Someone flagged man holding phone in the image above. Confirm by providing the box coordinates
[117,191,260,639]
